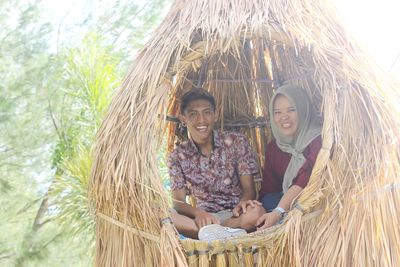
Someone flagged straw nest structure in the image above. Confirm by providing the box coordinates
[89,0,400,266]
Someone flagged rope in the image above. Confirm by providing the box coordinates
[165,115,270,128]
[97,212,160,243]
[293,203,305,213]
[160,217,173,225]
[189,71,314,85]
[96,182,399,250]
[357,182,400,201]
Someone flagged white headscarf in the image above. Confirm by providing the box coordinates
[269,85,322,192]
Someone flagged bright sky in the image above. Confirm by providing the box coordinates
[43,0,400,79]
[333,0,400,78]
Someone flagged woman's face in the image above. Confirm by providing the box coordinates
[273,95,299,138]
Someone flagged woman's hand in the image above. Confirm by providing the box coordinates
[232,200,262,217]
[256,211,281,230]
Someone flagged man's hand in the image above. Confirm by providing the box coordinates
[194,210,219,228]
[232,200,262,217]
[255,211,281,230]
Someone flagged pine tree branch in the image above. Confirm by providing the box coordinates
[0,252,16,259]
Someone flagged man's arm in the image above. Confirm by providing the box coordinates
[239,174,256,201]
[231,134,263,217]
[172,188,219,228]
[172,188,201,218]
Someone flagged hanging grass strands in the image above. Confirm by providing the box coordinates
[90,0,400,266]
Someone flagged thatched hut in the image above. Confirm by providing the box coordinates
[89,0,400,266]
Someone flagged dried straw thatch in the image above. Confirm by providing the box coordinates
[89,0,400,266]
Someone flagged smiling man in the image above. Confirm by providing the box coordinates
[168,89,265,240]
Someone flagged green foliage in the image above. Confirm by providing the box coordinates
[89,0,171,55]
[158,140,173,205]
[1,0,171,265]
[64,34,119,122]
[49,34,120,248]
[0,1,59,264]
[53,146,94,239]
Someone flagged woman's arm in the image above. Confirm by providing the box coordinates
[256,185,303,229]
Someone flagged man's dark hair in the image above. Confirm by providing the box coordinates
[180,88,216,114]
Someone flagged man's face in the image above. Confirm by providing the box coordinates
[180,99,217,146]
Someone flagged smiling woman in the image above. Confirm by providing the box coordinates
[257,85,322,229]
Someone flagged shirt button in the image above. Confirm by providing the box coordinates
[224,178,232,185]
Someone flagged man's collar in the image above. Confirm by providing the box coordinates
[213,130,223,148]
[188,130,222,154]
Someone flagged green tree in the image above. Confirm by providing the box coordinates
[0,1,60,264]
[1,0,170,266]
[50,33,120,246]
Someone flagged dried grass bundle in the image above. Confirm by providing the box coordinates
[90,0,400,266]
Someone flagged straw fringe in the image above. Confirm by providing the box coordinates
[90,0,400,266]
[160,222,188,267]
